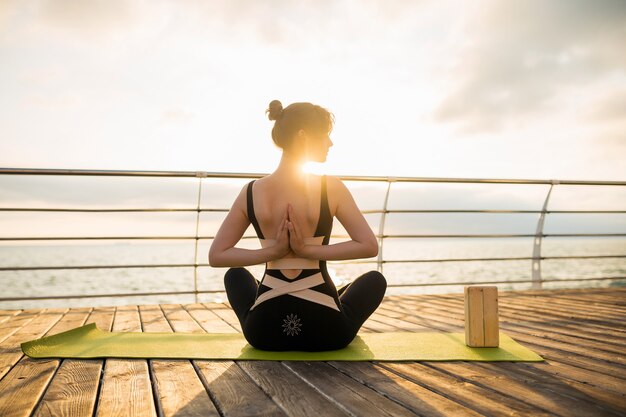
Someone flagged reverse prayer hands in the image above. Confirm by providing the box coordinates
[286,203,309,257]
[273,209,292,258]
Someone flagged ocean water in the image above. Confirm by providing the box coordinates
[1,237,624,310]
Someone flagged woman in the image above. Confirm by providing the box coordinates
[208,100,387,351]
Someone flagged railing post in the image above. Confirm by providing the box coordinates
[532,180,558,289]
[377,179,394,274]
[193,172,207,303]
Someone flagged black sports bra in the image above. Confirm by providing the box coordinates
[247,174,333,245]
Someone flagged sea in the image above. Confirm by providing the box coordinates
[1,237,624,310]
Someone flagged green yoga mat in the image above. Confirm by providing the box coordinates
[21,322,544,361]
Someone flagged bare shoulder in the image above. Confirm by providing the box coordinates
[325,174,348,193]
[324,174,342,190]
[232,180,252,220]
[324,175,349,216]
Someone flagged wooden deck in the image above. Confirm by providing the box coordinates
[0,286,624,417]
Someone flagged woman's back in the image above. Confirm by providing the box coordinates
[249,173,334,242]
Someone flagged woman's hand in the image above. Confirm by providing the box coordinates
[287,203,309,257]
[272,209,291,258]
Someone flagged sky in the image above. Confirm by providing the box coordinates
[0,0,625,181]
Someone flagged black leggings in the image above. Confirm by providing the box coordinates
[224,268,387,351]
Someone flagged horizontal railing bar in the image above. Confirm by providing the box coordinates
[2,233,625,242]
[2,207,624,214]
[382,233,626,238]
[0,237,196,241]
[0,208,227,213]
[333,254,626,264]
[372,210,626,214]
[0,289,225,302]
[387,276,626,287]
[0,263,199,271]
[2,254,624,272]
[1,167,625,185]
[0,168,267,179]
[2,276,623,302]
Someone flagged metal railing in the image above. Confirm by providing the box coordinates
[1,167,625,303]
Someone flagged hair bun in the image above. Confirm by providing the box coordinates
[266,100,283,121]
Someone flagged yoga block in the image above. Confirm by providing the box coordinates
[464,285,499,347]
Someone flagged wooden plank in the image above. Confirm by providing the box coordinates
[533,293,626,313]
[355,315,400,332]
[426,361,626,416]
[367,302,458,334]
[160,304,209,333]
[32,360,101,417]
[86,306,116,332]
[498,293,626,321]
[203,302,230,310]
[500,287,626,298]
[484,303,626,347]
[205,307,242,333]
[236,360,351,417]
[197,360,288,417]
[139,303,219,417]
[96,305,156,417]
[0,310,20,327]
[500,309,626,352]
[429,292,625,325]
[182,303,238,334]
[0,309,43,346]
[423,288,626,310]
[328,360,485,416]
[527,290,626,306]
[282,361,418,417]
[379,362,555,417]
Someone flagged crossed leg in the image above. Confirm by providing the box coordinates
[223,267,259,323]
[338,270,387,327]
[225,267,387,330]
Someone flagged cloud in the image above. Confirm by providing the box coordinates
[588,90,626,123]
[38,0,137,38]
[585,89,626,157]
[434,0,626,133]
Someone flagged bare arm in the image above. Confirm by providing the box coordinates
[296,177,379,261]
[208,184,284,268]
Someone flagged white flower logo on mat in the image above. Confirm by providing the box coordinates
[282,313,302,336]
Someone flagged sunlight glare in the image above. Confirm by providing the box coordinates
[302,162,328,175]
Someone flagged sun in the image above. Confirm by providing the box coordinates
[302,161,328,175]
